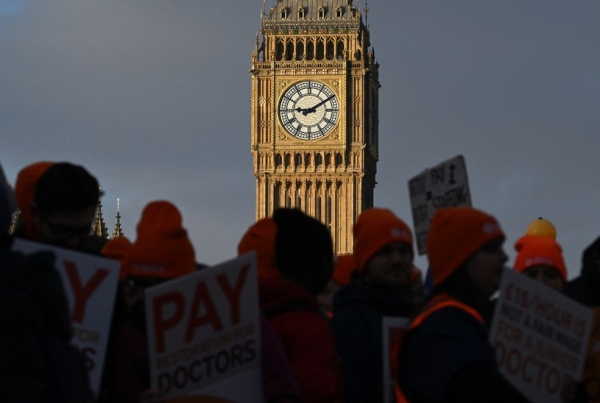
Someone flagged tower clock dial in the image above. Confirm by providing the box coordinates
[278,80,339,140]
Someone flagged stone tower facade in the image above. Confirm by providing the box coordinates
[250,0,380,255]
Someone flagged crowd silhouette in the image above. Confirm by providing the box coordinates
[1,160,598,402]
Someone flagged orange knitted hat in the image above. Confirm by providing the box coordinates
[353,208,413,271]
[101,236,133,280]
[14,161,54,224]
[427,206,505,287]
[238,218,280,278]
[124,201,196,279]
[514,235,567,281]
[332,254,356,286]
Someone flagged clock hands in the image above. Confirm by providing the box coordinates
[304,94,335,115]
[294,95,335,116]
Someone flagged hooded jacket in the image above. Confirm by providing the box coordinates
[330,276,415,403]
[259,276,344,403]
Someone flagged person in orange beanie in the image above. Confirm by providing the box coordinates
[114,200,196,403]
[514,235,567,292]
[330,207,419,403]
[238,208,344,403]
[237,217,279,278]
[15,161,106,254]
[396,206,527,403]
[12,161,54,239]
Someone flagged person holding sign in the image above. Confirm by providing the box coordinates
[0,164,93,402]
[114,200,197,402]
[238,208,344,403]
[514,235,567,292]
[330,207,418,403]
[396,206,528,402]
[13,161,106,254]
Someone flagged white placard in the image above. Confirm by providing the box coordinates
[12,238,120,398]
[408,155,471,255]
[490,268,593,402]
[144,252,262,401]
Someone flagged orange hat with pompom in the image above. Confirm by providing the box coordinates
[353,208,413,271]
[101,236,133,280]
[514,235,567,281]
[238,218,279,278]
[332,255,356,286]
[427,206,505,287]
[123,201,196,279]
[14,161,54,226]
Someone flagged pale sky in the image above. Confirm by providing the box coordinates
[1,0,599,279]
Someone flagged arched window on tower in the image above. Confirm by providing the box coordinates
[336,7,343,18]
[275,153,283,168]
[305,153,312,169]
[337,40,345,60]
[326,40,334,60]
[325,153,332,168]
[276,41,284,61]
[316,39,324,60]
[274,181,281,209]
[295,153,302,168]
[285,39,294,61]
[285,153,291,169]
[296,41,304,60]
[315,153,323,169]
[318,7,325,19]
[296,194,302,210]
[335,153,343,167]
[316,195,322,220]
[306,40,314,60]
[298,7,305,19]
[281,8,288,19]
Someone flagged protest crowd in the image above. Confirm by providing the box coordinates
[1,159,599,403]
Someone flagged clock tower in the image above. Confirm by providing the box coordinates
[250,0,379,255]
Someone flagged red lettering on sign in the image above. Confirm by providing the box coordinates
[216,264,250,326]
[64,262,110,323]
[153,292,186,353]
[185,282,223,343]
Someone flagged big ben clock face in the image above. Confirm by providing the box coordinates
[278,80,340,140]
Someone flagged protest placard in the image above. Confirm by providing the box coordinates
[382,317,410,403]
[144,252,262,401]
[12,238,121,398]
[490,268,593,402]
[408,155,471,255]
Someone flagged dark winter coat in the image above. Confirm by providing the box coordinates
[0,250,92,403]
[260,276,345,403]
[563,236,600,307]
[330,277,415,403]
[398,295,527,403]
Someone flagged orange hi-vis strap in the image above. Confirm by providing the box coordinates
[409,293,484,331]
[393,294,484,403]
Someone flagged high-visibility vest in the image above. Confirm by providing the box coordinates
[392,293,484,403]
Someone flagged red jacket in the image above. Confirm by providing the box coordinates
[259,277,344,403]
